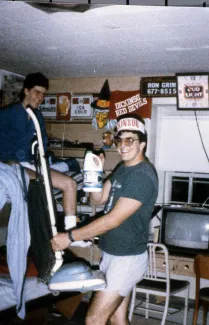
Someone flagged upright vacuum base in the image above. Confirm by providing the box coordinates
[48,262,106,293]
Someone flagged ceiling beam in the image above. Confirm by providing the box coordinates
[50,0,208,6]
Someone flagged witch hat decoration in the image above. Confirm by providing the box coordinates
[91,79,110,109]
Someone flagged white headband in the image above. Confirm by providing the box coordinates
[117,118,145,134]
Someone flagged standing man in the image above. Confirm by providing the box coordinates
[0,72,77,222]
[51,114,158,325]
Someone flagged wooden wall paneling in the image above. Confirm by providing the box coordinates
[46,121,121,172]
[46,122,105,144]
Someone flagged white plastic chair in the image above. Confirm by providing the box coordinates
[129,243,190,325]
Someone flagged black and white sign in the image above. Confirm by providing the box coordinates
[71,94,93,120]
[140,76,177,97]
[38,95,57,118]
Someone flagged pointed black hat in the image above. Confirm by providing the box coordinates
[91,79,110,110]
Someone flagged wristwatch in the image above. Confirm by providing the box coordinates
[68,230,75,242]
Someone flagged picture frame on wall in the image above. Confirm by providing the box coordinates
[1,73,24,107]
[71,94,93,120]
[176,73,209,110]
[56,93,71,121]
[39,93,93,121]
[38,94,57,118]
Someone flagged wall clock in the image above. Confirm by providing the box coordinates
[176,73,209,110]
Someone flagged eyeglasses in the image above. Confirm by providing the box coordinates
[114,137,139,147]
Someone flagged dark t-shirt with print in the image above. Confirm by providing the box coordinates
[98,161,158,256]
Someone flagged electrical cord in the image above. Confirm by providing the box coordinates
[194,111,209,162]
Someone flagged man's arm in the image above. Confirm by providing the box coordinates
[51,196,142,251]
[89,178,111,206]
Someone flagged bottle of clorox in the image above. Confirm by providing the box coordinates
[83,151,103,192]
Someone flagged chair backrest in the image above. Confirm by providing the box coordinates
[145,243,170,289]
[193,254,209,302]
[194,254,209,281]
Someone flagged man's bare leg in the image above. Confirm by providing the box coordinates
[109,294,131,325]
[50,169,77,216]
[85,291,125,325]
[25,167,77,216]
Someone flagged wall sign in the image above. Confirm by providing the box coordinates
[140,76,177,97]
[39,93,71,120]
[109,90,152,119]
[38,94,57,118]
[56,93,71,121]
[71,94,93,120]
[176,73,209,110]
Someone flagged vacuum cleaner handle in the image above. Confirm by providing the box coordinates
[26,106,63,274]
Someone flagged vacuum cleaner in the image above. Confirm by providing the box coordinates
[26,106,106,293]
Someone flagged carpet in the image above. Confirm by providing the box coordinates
[131,314,179,325]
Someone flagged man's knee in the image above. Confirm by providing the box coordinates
[85,313,95,325]
[59,175,77,192]
[67,176,77,191]
[109,313,127,325]
[85,311,102,325]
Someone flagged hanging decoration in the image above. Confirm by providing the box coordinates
[91,79,116,130]
[109,90,152,120]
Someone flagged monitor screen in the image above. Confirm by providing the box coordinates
[161,208,209,255]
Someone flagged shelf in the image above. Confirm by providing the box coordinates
[45,120,92,124]
[50,147,118,153]
[77,204,104,215]
[50,148,86,158]
[50,148,121,170]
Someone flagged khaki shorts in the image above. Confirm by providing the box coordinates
[100,250,148,297]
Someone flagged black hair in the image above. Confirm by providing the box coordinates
[116,113,147,153]
[93,148,106,158]
[102,131,113,139]
[19,72,49,101]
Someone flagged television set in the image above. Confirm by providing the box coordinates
[160,206,209,256]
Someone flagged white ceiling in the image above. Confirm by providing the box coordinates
[1,1,209,79]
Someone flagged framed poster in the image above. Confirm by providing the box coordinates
[2,73,24,107]
[71,94,93,120]
[176,73,209,110]
[38,94,57,118]
[56,93,71,121]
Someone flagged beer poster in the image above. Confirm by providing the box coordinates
[56,93,71,121]
[38,94,57,118]
[71,94,93,120]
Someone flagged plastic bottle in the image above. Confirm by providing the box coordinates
[83,151,103,192]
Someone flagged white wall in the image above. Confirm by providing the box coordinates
[150,98,209,204]
[150,98,209,299]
